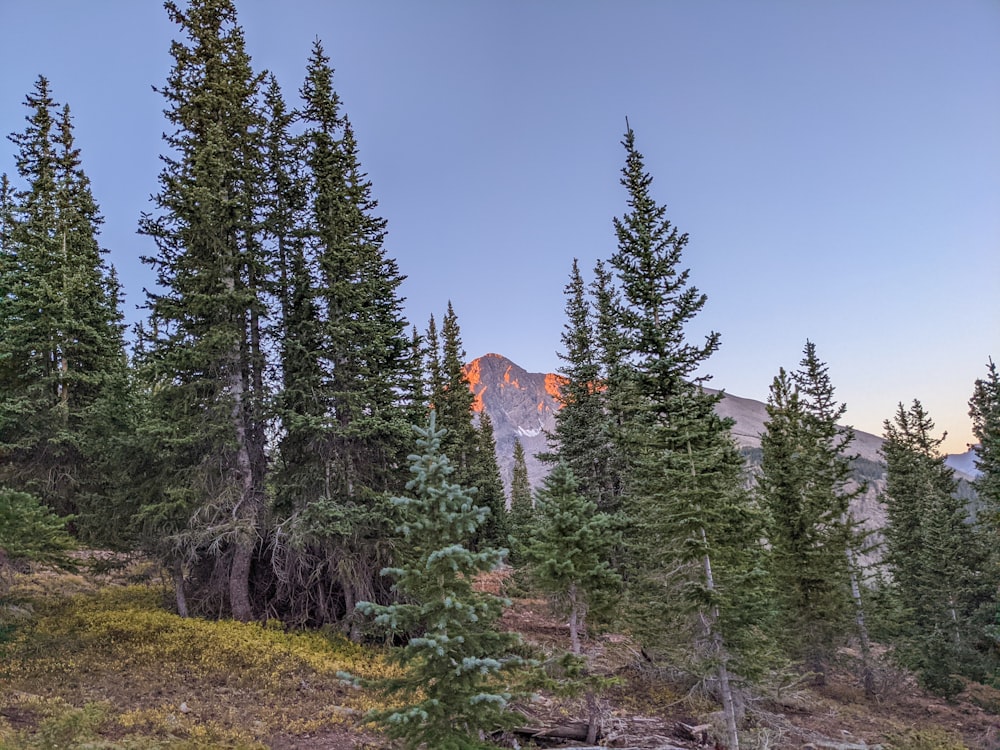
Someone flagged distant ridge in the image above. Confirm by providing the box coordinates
[464,353,979,562]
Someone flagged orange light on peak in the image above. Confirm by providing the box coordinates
[544,372,568,403]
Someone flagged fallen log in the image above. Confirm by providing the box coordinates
[675,720,713,742]
[803,742,884,750]
[512,721,592,742]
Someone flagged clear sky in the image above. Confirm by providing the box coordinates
[1,1,997,453]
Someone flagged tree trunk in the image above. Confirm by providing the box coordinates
[701,530,739,750]
[230,543,254,622]
[585,688,599,744]
[173,561,189,618]
[568,582,581,655]
[845,545,874,697]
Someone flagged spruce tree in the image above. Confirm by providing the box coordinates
[262,73,326,519]
[357,414,523,750]
[757,343,859,680]
[269,41,413,630]
[970,359,1000,535]
[547,259,620,513]
[522,461,620,744]
[606,126,769,748]
[524,461,620,655]
[0,488,75,580]
[138,0,268,621]
[880,400,995,695]
[508,438,532,562]
[425,302,480,487]
[0,77,129,536]
[471,411,510,553]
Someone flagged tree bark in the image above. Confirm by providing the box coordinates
[173,561,189,618]
[568,582,581,656]
[230,543,254,622]
[846,545,874,697]
[701,529,739,750]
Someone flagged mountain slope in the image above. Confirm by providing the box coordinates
[465,354,977,558]
[464,353,564,499]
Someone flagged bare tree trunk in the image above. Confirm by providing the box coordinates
[585,689,599,745]
[701,528,739,750]
[568,582,581,656]
[230,544,254,622]
[845,545,874,697]
[173,561,189,618]
[227,332,257,623]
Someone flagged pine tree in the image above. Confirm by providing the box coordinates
[757,343,860,680]
[425,302,479,487]
[471,411,510,553]
[0,78,129,536]
[546,259,620,513]
[357,414,524,750]
[0,488,75,582]
[524,462,620,655]
[508,438,532,562]
[880,400,995,695]
[138,0,268,621]
[269,41,413,630]
[970,359,1000,534]
[523,462,621,744]
[606,126,769,748]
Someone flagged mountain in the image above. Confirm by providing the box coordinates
[465,353,978,561]
[464,353,564,498]
[946,446,981,478]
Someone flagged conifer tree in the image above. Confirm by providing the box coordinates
[471,411,510,553]
[425,302,480,487]
[262,73,325,518]
[269,41,412,630]
[301,41,411,498]
[0,77,129,535]
[138,0,268,621]
[605,126,770,748]
[524,462,620,654]
[523,461,620,743]
[757,343,859,680]
[970,359,1000,535]
[508,438,533,562]
[357,414,523,750]
[547,259,619,513]
[880,400,995,695]
[0,488,75,579]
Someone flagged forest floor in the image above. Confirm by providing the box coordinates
[0,554,997,749]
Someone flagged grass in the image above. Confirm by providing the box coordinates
[0,559,395,749]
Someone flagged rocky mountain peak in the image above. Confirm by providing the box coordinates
[463,353,564,492]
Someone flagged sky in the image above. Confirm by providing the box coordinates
[1,1,997,453]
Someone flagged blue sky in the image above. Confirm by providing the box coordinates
[1,1,997,453]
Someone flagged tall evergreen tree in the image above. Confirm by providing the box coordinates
[424,302,479,486]
[880,400,995,695]
[546,259,619,513]
[471,411,509,553]
[357,415,524,750]
[138,0,268,621]
[757,343,859,680]
[508,438,533,563]
[0,77,129,537]
[606,126,769,748]
[262,74,325,519]
[269,41,413,630]
[970,359,1000,535]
